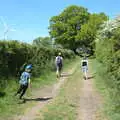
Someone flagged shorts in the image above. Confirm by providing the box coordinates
[56,63,62,72]
[82,66,88,73]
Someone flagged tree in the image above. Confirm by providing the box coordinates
[76,13,108,55]
[49,5,90,53]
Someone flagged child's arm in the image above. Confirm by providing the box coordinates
[28,78,31,84]
[28,72,31,89]
[55,57,57,64]
[28,78,31,88]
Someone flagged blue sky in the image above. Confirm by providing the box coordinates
[0,0,119,43]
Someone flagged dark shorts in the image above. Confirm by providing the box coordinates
[56,63,62,71]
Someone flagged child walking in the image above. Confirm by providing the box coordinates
[55,53,63,78]
[81,57,88,80]
[15,64,32,99]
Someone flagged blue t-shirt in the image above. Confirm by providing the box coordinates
[19,71,30,85]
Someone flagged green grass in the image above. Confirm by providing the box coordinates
[0,57,79,120]
[90,59,120,120]
[36,61,82,120]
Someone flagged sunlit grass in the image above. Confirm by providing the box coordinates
[90,59,120,120]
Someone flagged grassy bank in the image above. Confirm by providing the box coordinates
[90,59,120,120]
[36,61,82,120]
[0,57,79,120]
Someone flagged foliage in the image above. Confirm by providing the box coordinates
[76,13,108,55]
[0,40,75,88]
[49,5,90,52]
[95,16,120,119]
[49,5,107,55]
[0,40,33,77]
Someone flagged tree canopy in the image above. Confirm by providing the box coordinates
[49,5,107,55]
[49,5,90,53]
[76,13,108,55]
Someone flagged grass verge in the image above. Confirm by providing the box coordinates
[90,59,120,120]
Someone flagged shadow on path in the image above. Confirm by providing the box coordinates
[87,76,95,80]
[24,97,52,102]
[18,97,52,104]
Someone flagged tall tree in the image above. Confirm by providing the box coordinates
[76,13,108,55]
[49,5,90,53]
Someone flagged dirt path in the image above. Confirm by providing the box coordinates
[14,60,106,120]
[15,63,78,120]
[77,63,104,120]
[77,78,101,120]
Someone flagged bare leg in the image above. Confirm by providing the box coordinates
[84,71,87,80]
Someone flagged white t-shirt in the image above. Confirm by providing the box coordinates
[81,59,88,67]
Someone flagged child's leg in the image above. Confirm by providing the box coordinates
[15,84,23,96]
[84,71,87,79]
[82,67,85,79]
[56,66,59,78]
[19,84,28,99]
[58,66,61,78]
[59,64,62,77]
[84,67,87,79]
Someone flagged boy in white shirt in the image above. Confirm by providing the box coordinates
[81,57,88,80]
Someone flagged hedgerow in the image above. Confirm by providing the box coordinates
[95,16,120,118]
[0,40,75,88]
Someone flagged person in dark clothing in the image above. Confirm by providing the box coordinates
[55,53,63,78]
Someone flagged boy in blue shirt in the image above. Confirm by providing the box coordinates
[15,64,32,99]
